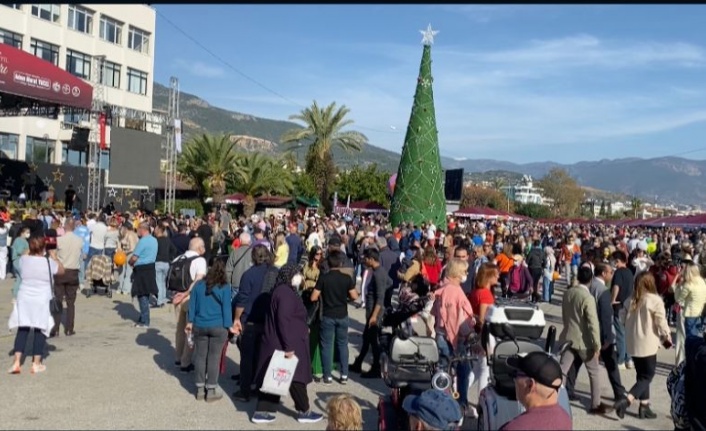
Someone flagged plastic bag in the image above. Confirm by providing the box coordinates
[259,350,299,397]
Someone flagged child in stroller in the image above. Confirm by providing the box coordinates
[394,274,433,337]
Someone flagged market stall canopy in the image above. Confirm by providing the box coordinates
[334,201,389,214]
[0,44,93,111]
[453,206,528,221]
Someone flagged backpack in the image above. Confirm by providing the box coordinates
[527,248,544,269]
[167,254,200,292]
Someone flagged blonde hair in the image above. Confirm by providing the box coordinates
[445,258,469,280]
[631,272,657,311]
[682,262,704,286]
[326,394,362,431]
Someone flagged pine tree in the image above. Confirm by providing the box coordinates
[390,25,446,228]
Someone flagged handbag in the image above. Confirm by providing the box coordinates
[47,257,63,316]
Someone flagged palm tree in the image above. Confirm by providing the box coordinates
[281,101,368,211]
[630,196,644,218]
[177,134,239,205]
[233,153,293,216]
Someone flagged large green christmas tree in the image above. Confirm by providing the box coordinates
[390,25,446,228]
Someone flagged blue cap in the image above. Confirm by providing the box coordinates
[402,390,462,430]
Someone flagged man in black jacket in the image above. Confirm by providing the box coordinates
[350,248,391,378]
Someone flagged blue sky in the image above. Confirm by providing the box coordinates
[153,4,706,164]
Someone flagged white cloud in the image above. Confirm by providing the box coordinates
[173,59,225,78]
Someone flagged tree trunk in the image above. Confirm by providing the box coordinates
[243,195,256,217]
[211,179,226,206]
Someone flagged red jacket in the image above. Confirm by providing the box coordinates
[651,264,678,296]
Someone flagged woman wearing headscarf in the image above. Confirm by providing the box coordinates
[251,264,324,425]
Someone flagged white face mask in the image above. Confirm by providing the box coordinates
[460,275,468,284]
[23,233,30,239]
[291,274,303,289]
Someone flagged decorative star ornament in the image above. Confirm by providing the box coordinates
[141,190,155,202]
[43,176,52,186]
[107,187,118,198]
[77,184,85,194]
[28,163,38,173]
[129,198,140,210]
[69,175,74,183]
[52,168,64,183]
[4,177,15,188]
[420,24,439,46]
[123,188,133,197]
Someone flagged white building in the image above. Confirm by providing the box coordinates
[502,175,547,205]
[0,4,157,167]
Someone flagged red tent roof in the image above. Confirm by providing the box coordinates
[0,43,93,110]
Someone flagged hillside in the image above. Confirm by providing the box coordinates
[152,83,402,172]
[152,82,705,207]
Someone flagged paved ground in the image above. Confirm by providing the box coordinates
[0,277,677,430]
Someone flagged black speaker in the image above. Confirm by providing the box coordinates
[68,127,90,151]
[444,169,464,201]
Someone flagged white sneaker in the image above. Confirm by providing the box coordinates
[626,360,634,369]
[618,363,627,371]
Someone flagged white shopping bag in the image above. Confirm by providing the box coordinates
[260,349,299,397]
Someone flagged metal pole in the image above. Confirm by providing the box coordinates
[164,77,179,214]
[86,55,106,213]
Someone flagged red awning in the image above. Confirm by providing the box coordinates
[0,43,93,110]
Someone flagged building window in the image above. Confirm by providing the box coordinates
[68,5,93,34]
[66,49,92,79]
[101,60,121,88]
[99,15,122,44]
[3,4,22,10]
[30,38,59,66]
[127,26,150,54]
[127,68,148,95]
[0,133,19,160]
[62,141,87,167]
[25,136,54,164]
[0,28,22,49]
[31,4,60,23]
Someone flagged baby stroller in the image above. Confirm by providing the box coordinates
[85,253,116,298]
[477,299,573,430]
[378,298,445,430]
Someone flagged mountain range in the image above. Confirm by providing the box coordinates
[153,82,704,207]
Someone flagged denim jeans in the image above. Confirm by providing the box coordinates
[542,275,554,303]
[684,316,704,339]
[119,258,134,294]
[613,310,631,365]
[193,326,228,389]
[87,247,103,262]
[137,295,150,326]
[436,335,470,405]
[320,316,349,378]
[155,262,170,306]
[11,262,21,298]
[79,256,86,285]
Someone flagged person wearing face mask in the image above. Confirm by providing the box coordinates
[251,264,324,425]
[11,227,31,299]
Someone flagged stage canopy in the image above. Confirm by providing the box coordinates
[0,43,93,112]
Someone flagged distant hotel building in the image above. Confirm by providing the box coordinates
[0,4,157,167]
[502,175,547,205]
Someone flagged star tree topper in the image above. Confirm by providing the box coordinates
[420,24,439,46]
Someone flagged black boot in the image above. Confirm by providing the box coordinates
[614,398,630,419]
[349,360,363,374]
[638,403,657,419]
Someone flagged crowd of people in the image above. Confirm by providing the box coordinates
[3,203,706,429]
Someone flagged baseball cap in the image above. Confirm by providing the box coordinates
[505,351,563,390]
[402,390,462,430]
